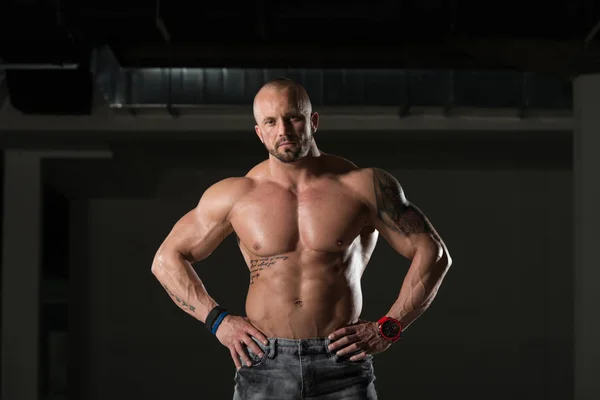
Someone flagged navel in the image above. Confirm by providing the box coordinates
[295,300,304,307]
[336,240,343,246]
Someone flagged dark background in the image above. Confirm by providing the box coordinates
[0,0,595,399]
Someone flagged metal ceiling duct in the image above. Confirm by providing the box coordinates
[91,46,573,115]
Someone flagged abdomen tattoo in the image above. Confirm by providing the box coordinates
[249,256,289,284]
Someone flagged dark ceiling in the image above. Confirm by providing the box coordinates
[1,0,600,75]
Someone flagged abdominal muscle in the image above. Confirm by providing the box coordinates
[244,253,363,339]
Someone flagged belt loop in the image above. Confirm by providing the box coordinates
[325,337,334,358]
[268,338,277,358]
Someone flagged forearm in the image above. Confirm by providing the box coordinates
[151,251,218,323]
[386,246,451,330]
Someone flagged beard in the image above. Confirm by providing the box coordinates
[267,137,312,163]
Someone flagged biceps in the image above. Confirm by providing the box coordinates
[375,226,415,259]
[375,204,445,257]
[372,169,428,233]
[182,223,233,262]
[162,210,233,263]
[368,168,448,261]
[378,202,434,237]
[378,226,440,261]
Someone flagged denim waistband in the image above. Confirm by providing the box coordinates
[254,337,333,358]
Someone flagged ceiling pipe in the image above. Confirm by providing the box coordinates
[89,46,573,116]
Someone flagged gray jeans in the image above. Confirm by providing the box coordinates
[233,337,378,400]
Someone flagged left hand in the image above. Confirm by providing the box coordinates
[327,319,392,361]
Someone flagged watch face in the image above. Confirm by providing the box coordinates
[381,320,400,338]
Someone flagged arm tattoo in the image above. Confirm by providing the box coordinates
[249,256,289,284]
[162,283,196,312]
[372,168,431,236]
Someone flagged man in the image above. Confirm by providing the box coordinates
[151,78,452,399]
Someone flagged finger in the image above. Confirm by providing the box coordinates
[247,326,269,346]
[328,327,352,341]
[328,334,358,352]
[336,341,362,357]
[242,336,264,358]
[349,351,368,362]
[235,342,253,367]
[230,348,242,370]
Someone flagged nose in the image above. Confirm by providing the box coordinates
[276,123,286,136]
[276,119,293,137]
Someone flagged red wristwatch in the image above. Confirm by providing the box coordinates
[377,316,403,343]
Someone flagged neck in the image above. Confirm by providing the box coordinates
[268,142,322,187]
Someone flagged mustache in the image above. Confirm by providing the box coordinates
[277,138,299,146]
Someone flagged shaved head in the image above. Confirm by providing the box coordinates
[253,78,312,123]
[252,78,319,163]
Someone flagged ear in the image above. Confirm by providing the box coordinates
[255,125,264,143]
[310,112,319,134]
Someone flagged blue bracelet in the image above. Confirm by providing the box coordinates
[211,311,229,335]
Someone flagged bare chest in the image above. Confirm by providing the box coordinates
[230,183,369,255]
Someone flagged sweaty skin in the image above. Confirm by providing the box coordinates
[234,158,378,338]
[152,79,451,365]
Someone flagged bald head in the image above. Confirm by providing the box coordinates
[253,78,312,123]
[252,78,319,163]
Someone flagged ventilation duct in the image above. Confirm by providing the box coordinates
[91,46,573,115]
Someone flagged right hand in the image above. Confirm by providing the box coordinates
[215,315,269,370]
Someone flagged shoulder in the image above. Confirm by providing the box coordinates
[320,154,400,185]
[320,153,360,173]
[342,166,408,206]
[350,167,403,189]
[192,176,256,222]
[319,153,372,189]
[198,176,256,207]
[369,168,405,192]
